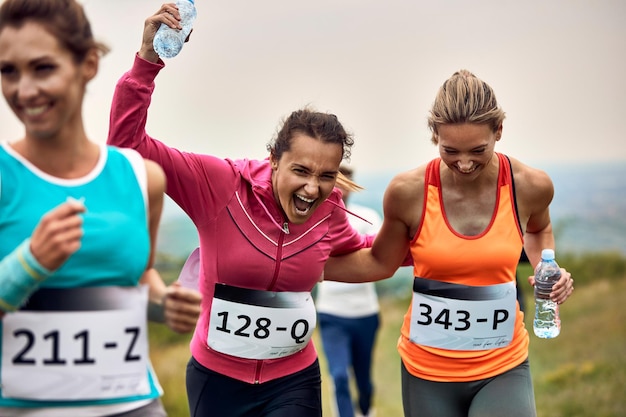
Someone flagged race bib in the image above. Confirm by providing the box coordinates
[1,286,150,400]
[207,284,316,359]
[409,277,516,350]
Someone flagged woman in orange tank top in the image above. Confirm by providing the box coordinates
[325,70,575,417]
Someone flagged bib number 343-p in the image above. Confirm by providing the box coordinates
[409,278,517,351]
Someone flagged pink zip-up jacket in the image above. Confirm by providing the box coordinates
[108,55,370,384]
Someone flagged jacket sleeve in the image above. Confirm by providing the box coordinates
[107,54,235,225]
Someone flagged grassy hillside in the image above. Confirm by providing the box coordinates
[149,256,626,417]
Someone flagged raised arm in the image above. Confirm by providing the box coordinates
[107,5,237,223]
[107,3,194,159]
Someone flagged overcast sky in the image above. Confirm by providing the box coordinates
[2,0,625,173]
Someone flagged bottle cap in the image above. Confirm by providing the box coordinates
[541,248,555,260]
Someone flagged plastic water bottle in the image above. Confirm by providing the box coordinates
[533,249,561,338]
[153,0,197,59]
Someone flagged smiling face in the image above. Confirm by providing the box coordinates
[437,123,502,179]
[270,133,343,224]
[0,21,95,141]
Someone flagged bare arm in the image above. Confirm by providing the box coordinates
[324,170,419,282]
[141,158,167,313]
[142,159,202,332]
[521,169,555,268]
[141,268,202,334]
[145,159,165,271]
[515,159,573,304]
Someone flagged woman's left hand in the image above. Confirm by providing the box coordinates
[527,267,574,305]
[550,268,574,305]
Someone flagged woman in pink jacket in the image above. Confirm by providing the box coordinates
[107,4,372,417]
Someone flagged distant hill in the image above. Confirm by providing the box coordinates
[157,162,626,259]
[543,162,626,254]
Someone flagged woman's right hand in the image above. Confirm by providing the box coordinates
[163,281,202,334]
[139,3,183,63]
[30,200,85,271]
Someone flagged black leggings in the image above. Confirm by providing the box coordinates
[186,356,322,417]
[401,359,536,417]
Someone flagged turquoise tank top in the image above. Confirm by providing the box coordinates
[0,143,161,408]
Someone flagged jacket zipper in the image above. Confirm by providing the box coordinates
[254,222,287,383]
[268,228,285,290]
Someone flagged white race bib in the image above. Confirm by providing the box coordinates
[207,284,316,359]
[1,286,150,401]
[409,277,516,351]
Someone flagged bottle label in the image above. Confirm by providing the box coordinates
[206,284,316,359]
[409,277,517,350]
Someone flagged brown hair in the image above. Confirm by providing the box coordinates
[0,0,109,63]
[427,70,505,144]
[267,106,355,162]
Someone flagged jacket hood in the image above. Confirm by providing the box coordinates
[233,157,272,190]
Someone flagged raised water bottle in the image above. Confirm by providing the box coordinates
[533,248,561,338]
[153,0,197,58]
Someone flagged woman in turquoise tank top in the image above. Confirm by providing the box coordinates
[0,0,200,415]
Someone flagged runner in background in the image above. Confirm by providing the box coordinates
[316,165,381,417]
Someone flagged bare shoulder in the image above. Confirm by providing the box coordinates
[508,156,554,209]
[383,165,427,234]
[385,166,425,202]
[145,159,166,194]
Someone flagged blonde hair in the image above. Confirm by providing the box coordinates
[427,70,505,144]
[335,172,363,193]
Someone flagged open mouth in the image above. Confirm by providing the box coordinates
[293,194,315,215]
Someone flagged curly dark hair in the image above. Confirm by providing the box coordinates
[267,106,354,162]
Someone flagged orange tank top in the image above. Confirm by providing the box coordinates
[399,153,528,382]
